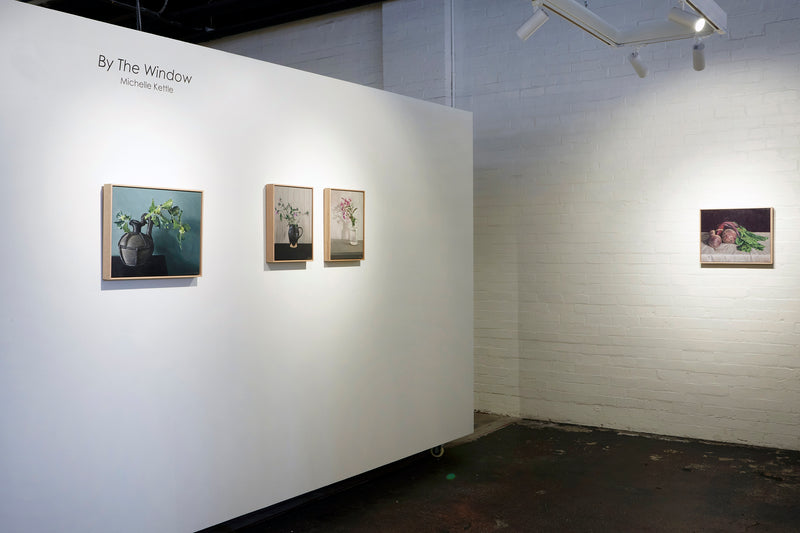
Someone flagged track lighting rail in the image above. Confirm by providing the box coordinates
[517,0,727,78]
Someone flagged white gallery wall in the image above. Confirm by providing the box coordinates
[213,0,800,451]
[0,2,473,532]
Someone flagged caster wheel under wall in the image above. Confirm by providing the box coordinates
[430,445,444,458]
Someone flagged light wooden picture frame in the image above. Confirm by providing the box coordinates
[324,188,365,262]
[700,207,774,265]
[266,184,313,263]
[103,184,203,280]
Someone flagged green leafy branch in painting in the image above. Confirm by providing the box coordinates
[115,198,191,249]
[735,226,767,253]
[275,198,309,226]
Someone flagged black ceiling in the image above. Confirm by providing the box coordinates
[19,0,383,43]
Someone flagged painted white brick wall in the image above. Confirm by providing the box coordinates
[209,5,384,88]
[463,0,800,451]
[211,0,800,451]
[381,0,452,105]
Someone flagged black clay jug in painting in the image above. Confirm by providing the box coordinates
[288,224,303,248]
[118,217,154,267]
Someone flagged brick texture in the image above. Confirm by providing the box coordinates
[209,5,384,88]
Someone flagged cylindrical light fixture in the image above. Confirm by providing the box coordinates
[669,7,707,32]
[693,41,706,71]
[516,8,549,41]
[628,50,648,78]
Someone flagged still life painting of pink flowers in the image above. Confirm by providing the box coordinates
[336,196,358,228]
[325,188,364,262]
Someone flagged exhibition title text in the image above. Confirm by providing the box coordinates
[98,54,192,94]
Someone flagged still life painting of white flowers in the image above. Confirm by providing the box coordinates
[325,188,364,261]
[266,184,313,263]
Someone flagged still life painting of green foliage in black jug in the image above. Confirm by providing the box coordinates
[103,184,203,280]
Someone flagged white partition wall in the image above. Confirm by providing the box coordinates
[0,2,473,532]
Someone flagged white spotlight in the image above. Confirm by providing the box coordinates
[516,8,549,41]
[628,50,648,78]
[669,7,707,32]
[693,41,706,71]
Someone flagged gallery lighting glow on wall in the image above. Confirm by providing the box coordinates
[516,0,727,78]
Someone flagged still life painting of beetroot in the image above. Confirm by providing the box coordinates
[700,208,773,265]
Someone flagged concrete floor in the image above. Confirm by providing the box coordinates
[208,413,800,532]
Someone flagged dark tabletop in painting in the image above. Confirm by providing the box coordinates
[274,244,312,261]
[111,255,168,278]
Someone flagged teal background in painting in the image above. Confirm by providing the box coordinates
[111,186,202,276]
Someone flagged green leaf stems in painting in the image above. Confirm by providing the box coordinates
[735,225,767,253]
[115,198,191,249]
[275,198,309,226]
[114,212,133,234]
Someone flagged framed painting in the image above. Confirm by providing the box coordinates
[266,184,313,262]
[102,184,203,280]
[700,207,774,265]
[324,188,365,261]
